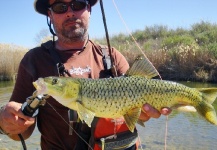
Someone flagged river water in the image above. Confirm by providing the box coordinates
[0,81,217,150]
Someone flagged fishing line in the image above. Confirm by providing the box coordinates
[111,0,162,80]
[137,134,144,150]
[46,102,93,150]
[111,0,168,149]
[164,115,169,150]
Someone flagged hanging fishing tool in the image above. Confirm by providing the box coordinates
[18,91,49,150]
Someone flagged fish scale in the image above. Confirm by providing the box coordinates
[33,56,217,132]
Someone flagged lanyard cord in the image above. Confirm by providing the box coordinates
[18,134,27,150]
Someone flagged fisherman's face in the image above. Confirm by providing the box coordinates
[48,0,91,43]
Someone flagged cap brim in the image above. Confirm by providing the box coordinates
[90,0,98,6]
[34,0,49,16]
[34,0,99,16]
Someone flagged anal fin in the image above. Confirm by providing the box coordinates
[124,108,141,132]
[137,119,145,127]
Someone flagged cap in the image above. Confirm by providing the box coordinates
[34,0,98,16]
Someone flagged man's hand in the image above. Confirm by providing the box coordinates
[0,101,35,135]
[139,103,172,122]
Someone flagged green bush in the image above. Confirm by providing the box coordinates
[191,21,217,46]
[162,35,196,49]
[84,21,217,82]
[207,42,217,58]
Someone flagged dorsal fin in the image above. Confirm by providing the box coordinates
[126,55,159,78]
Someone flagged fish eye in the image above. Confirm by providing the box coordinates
[52,78,58,85]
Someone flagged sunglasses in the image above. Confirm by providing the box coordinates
[49,1,88,14]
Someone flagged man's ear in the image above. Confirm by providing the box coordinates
[88,4,91,14]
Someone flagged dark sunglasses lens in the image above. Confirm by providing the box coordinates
[71,1,87,11]
[51,3,68,14]
[50,2,87,14]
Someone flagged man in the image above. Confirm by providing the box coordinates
[0,0,171,149]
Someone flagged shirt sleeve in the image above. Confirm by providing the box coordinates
[10,53,35,103]
[112,47,130,76]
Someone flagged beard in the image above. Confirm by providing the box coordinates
[54,18,88,43]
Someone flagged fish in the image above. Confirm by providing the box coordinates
[33,55,217,132]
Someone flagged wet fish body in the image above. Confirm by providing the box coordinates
[33,56,217,132]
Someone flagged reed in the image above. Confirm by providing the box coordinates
[120,43,217,82]
[0,44,27,81]
[0,42,216,82]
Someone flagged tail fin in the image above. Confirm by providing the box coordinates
[195,88,217,125]
[197,88,217,104]
[196,101,217,125]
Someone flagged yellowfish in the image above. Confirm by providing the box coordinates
[33,56,217,132]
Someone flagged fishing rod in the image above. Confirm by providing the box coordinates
[99,0,118,77]
[18,92,49,150]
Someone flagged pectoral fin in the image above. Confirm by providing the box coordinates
[124,108,141,132]
[76,102,95,127]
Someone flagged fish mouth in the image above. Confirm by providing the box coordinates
[33,78,47,95]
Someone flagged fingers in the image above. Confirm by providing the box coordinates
[7,102,35,122]
[160,107,172,115]
[139,103,160,122]
[142,103,161,118]
[139,103,172,122]
[0,102,35,134]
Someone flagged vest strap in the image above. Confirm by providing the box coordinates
[96,130,138,150]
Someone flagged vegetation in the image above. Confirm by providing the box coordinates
[1,21,217,82]
[0,44,27,81]
[94,21,217,82]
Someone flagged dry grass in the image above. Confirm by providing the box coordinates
[121,43,217,82]
[0,44,27,81]
[0,42,216,82]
